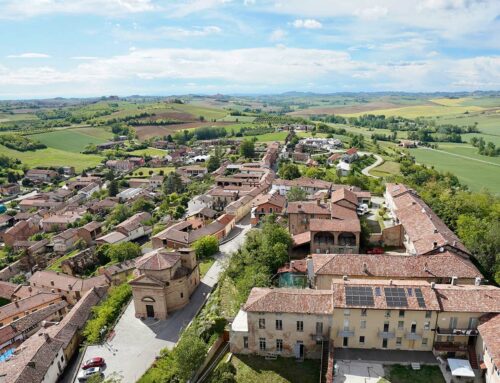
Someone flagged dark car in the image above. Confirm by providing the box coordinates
[82,357,105,370]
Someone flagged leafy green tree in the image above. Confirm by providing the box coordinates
[278,163,301,180]
[108,179,119,197]
[131,197,155,214]
[207,154,221,173]
[107,242,141,263]
[239,139,255,158]
[193,235,219,259]
[163,172,185,194]
[173,331,208,382]
[287,186,307,202]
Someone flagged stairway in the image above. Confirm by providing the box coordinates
[468,345,479,370]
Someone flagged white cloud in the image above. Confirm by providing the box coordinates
[0,47,499,97]
[292,18,322,29]
[353,6,388,20]
[7,53,51,59]
[0,0,157,18]
[243,0,255,5]
[113,25,222,41]
[269,28,286,41]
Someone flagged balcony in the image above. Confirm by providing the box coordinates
[337,329,355,337]
[436,327,479,336]
[310,333,329,341]
[404,332,422,340]
[434,342,468,352]
[378,330,396,339]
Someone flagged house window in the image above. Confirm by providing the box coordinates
[259,318,265,329]
[243,337,248,349]
[399,310,405,318]
[425,311,432,318]
[276,339,283,352]
[396,337,402,346]
[398,321,404,329]
[422,338,428,346]
[259,338,266,351]
[276,319,283,330]
[360,320,366,329]
[344,309,350,316]
[424,321,430,330]
[180,292,184,298]
[385,310,391,318]
[358,336,365,345]
[297,321,304,332]
[361,308,367,317]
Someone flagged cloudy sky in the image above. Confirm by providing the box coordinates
[0,0,499,98]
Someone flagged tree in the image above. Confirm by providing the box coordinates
[107,242,141,263]
[193,235,219,259]
[209,363,237,383]
[287,186,307,202]
[163,172,184,194]
[239,139,255,158]
[131,197,155,213]
[206,154,221,173]
[278,163,301,180]
[108,180,119,197]
[174,331,208,381]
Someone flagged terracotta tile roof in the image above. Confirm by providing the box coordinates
[244,288,333,315]
[331,187,358,207]
[277,260,308,274]
[390,188,469,255]
[386,183,411,198]
[310,218,360,233]
[312,251,482,280]
[0,292,61,322]
[333,279,441,311]
[330,204,358,220]
[0,281,17,300]
[292,231,311,246]
[252,193,286,209]
[346,147,358,155]
[102,258,138,276]
[273,177,332,190]
[116,212,151,233]
[81,221,103,232]
[286,201,331,215]
[434,284,500,313]
[136,249,180,271]
[96,231,127,243]
[29,270,109,293]
[478,314,500,370]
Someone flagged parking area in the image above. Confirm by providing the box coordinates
[334,361,385,383]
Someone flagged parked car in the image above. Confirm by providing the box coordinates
[77,367,104,382]
[367,247,384,255]
[356,203,369,215]
[82,357,105,370]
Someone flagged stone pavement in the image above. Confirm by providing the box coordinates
[334,361,385,383]
[66,216,252,383]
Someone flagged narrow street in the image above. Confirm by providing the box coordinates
[64,216,252,383]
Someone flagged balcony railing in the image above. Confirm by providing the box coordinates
[436,327,479,336]
[337,329,355,337]
[434,342,468,352]
[404,332,422,340]
[378,330,396,339]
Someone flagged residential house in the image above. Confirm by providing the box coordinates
[77,221,103,244]
[51,229,81,254]
[250,193,287,225]
[477,314,500,383]
[105,159,135,172]
[0,292,63,327]
[25,169,58,183]
[272,177,333,197]
[0,183,20,196]
[41,212,82,232]
[342,148,359,163]
[2,219,40,247]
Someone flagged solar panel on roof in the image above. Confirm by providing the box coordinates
[415,288,426,308]
[345,286,374,307]
[384,287,408,307]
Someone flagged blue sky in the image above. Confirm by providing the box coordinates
[0,0,499,98]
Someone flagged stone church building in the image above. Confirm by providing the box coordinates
[130,247,200,319]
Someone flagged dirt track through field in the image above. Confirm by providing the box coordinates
[421,147,500,167]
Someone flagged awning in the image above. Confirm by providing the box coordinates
[448,358,475,377]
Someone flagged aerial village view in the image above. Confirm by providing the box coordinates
[0,1,499,383]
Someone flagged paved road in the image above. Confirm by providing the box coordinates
[359,151,384,178]
[70,216,252,383]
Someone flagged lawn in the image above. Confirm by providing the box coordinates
[199,258,215,277]
[30,129,108,153]
[128,147,169,157]
[71,127,114,140]
[47,249,79,272]
[0,145,103,172]
[410,147,500,193]
[230,355,321,383]
[370,161,401,177]
[385,364,445,383]
[129,166,174,177]
[218,115,256,122]
[253,131,288,142]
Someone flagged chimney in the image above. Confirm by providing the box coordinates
[68,284,72,291]
[342,275,348,281]
[28,286,32,292]
[451,276,457,286]
[27,361,36,368]
[50,280,54,286]
[474,277,481,286]
[433,241,438,248]
[362,263,368,273]
[389,279,393,285]
[14,301,19,308]
[431,282,436,289]
[424,262,429,272]
[316,199,320,206]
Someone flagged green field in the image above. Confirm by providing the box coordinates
[30,129,109,153]
[410,147,500,192]
[370,160,401,177]
[128,147,168,157]
[71,126,114,140]
[0,145,103,171]
[218,115,256,122]
[339,105,484,118]
[253,131,288,142]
